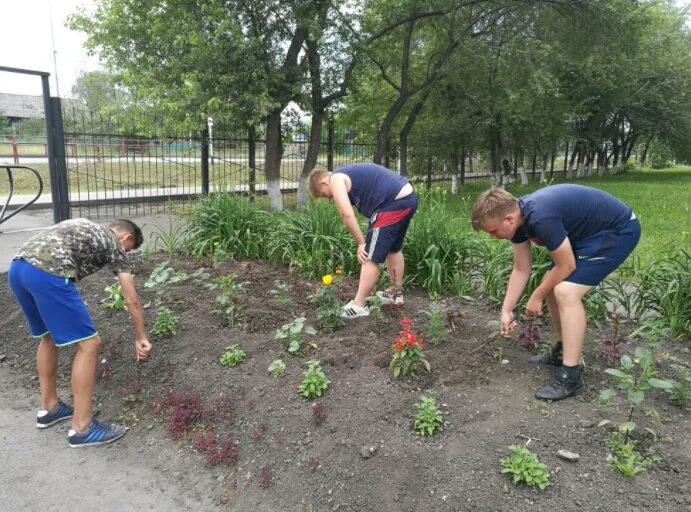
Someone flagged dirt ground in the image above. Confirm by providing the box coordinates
[1,253,689,512]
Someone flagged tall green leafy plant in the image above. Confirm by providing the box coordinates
[635,249,691,337]
[186,192,272,260]
[405,188,482,298]
[268,201,357,279]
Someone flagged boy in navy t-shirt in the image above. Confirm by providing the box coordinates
[308,163,418,318]
[472,184,641,400]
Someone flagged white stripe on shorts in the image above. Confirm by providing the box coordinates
[367,227,379,261]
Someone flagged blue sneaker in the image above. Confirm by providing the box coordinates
[68,419,128,448]
[36,401,73,429]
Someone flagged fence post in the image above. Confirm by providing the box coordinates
[248,124,256,201]
[327,118,334,172]
[426,142,432,190]
[50,97,70,221]
[11,135,18,164]
[200,127,209,196]
[42,76,70,223]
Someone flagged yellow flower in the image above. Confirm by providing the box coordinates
[335,267,342,276]
[322,274,333,286]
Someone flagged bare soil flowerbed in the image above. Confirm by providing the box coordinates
[1,253,689,511]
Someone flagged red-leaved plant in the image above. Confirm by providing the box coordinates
[389,316,430,378]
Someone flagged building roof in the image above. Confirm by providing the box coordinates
[0,93,84,119]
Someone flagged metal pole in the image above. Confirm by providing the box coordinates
[200,128,209,196]
[41,75,63,224]
[50,97,70,220]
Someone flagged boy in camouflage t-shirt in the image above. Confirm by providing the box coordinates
[8,218,152,447]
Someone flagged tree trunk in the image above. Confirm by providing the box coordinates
[549,149,555,180]
[567,142,578,180]
[297,110,324,208]
[398,90,430,177]
[640,141,649,165]
[265,109,284,212]
[450,148,459,194]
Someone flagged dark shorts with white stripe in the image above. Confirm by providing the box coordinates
[365,192,418,264]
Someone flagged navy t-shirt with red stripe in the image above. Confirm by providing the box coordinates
[511,184,633,251]
[333,163,408,218]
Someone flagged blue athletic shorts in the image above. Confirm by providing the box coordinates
[365,192,418,263]
[8,259,98,346]
[564,215,641,286]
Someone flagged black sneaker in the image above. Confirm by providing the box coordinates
[529,341,563,366]
[535,369,583,401]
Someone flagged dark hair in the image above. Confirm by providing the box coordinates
[110,219,144,249]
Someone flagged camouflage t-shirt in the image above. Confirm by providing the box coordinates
[15,218,132,280]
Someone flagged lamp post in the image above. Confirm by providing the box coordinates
[207,116,214,164]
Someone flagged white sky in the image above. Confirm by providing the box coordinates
[0,0,689,100]
[0,0,98,98]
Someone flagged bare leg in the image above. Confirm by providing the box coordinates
[354,261,380,307]
[71,335,101,431]
[545,290,562,342]
[37,335,59,411]
[385,251,405,289]
[553,282,591,366]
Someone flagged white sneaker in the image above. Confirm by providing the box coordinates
[341,300,370,319]
[376,289,404,305]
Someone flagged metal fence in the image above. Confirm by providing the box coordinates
[3,103,571,220]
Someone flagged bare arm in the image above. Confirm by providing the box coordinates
[330,174,364,244]
[500,241,532,336]
[329,174,369,263]
[117,271,152,360]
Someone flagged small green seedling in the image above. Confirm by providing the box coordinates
[599,347,673,439]
[298,359,330,399]
[421,303,450,344]
[144,261,188,288]
[606,431,659,477]
[413,396,443,436]
[500,445,550,490]
[219,345,246,368]
[276,317,317,355]
[269,281,292,304]
[268,359,286,378]
[101,281,126,311]
[151,305,177,336]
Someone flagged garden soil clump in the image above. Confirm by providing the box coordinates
[1,253,689,511]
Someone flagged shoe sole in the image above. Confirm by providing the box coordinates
[36,415,73,429]
[340,312,370,319]
[535,383,583,401]
[69,428,128,448]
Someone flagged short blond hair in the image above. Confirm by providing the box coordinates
[307,167,331,196]
[471,187,518,230]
